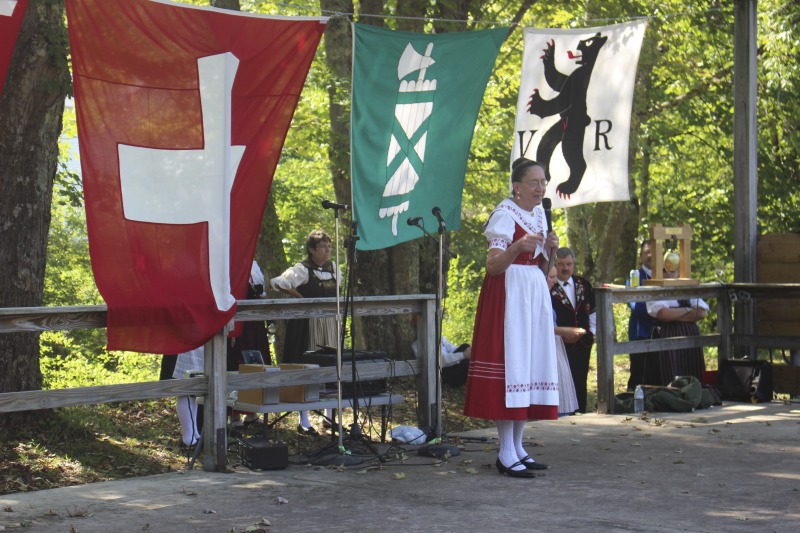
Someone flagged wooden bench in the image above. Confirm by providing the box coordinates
[232,393,405,442]
[199,392,405,443]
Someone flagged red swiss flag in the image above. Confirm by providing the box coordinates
[67,0,326,353]
[0,0,28,97]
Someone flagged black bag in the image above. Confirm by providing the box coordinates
[716,359,773,403]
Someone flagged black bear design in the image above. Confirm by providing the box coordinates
[527,33,608,199]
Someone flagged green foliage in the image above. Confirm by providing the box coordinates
[40,333,159,389]
[442,256,483,344]
[43,107,160,389]
[756,0,800,234]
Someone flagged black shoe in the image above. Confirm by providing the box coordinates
[495,459,535,478]
[297,425,319,436]
[519,455,549,470]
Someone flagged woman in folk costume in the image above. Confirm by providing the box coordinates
[270,229,341,435]
[464,158,560,479]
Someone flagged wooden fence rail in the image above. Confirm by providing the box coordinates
[6,284,799,467]
[595,283,800,414]
[0,295,437,472]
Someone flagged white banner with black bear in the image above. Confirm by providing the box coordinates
[512,20,647,208]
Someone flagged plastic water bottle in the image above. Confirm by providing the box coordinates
[630,269,640,287]
[634,385,645,414]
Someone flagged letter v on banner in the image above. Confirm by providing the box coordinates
[67,0,326,354]
[0,0,28,98]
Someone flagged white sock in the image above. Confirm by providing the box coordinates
[176,396,199,446]
[299,411,311,429]
[496,420,524,471]
[513,419,530,461]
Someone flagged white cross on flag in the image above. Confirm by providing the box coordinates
[0,0,28,97]
[67,0,326,353]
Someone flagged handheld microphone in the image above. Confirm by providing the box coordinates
[542,198,553,232]
[542,197,556,272]
[432,206,445,232]
[321,199,350,210]
[407,216,422,226]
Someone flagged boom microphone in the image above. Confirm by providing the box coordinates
[407,216,423,226]
[321,199,350,210]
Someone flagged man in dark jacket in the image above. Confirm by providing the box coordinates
[550,248,595,413]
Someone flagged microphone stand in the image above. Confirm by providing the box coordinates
[310,202,362,467]
[408,211,460,458]
[339,224,382,459]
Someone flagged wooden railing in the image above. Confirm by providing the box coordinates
[0,295,438,472]
[595,283,800,414]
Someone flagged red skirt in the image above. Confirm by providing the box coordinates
[463,273,558,421]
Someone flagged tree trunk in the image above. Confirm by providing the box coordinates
[319,0,404,354]
[0,3,70,420]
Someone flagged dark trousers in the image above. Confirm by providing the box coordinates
[566,345,592,413]
[441,344,470,387]
[442,359,469,387]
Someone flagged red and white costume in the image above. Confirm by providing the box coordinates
[464,199,559,420]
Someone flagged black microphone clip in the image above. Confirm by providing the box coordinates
[432,206,446,233]
[321,199,350,210]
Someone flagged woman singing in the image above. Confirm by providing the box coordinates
[464,158,560,478]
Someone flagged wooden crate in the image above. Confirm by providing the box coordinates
[756,233,800,335]
[772,364,800,397]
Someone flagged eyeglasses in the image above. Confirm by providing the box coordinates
[519,179,547,188]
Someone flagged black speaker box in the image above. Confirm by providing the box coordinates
[238,437,288,470]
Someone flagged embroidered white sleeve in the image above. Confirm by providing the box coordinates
[485,210,514,250]
[489,238,508,250]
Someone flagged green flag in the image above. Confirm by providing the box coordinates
[351,24,507,250]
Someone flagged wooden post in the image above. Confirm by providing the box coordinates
[202,328,228,472]
[595,288,615,414]
[717,285,732,365]
[733,0,758,354]
[416,298,436,432]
